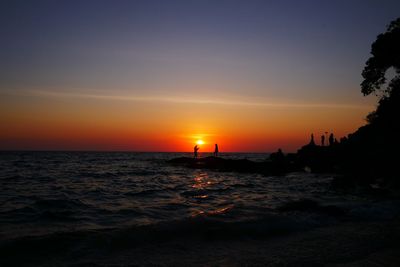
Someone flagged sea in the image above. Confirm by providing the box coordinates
[1,151,399,265]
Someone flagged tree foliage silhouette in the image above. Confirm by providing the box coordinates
[361,18,400,125]
[361,17,400,97]
[337,17,400,182]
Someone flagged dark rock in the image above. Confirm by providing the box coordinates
[167,156,300,175]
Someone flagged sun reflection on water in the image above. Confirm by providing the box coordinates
[190,172,233,217]
[192,172,213,189]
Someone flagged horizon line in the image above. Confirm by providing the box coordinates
[0,149,279,153]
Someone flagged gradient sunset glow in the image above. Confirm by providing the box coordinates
[1,1,399,152]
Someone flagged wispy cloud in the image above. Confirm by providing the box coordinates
[5,89,373,110]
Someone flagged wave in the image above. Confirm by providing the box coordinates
[123,188,165,197]
[33,198,89,210]
[0,213,309,255]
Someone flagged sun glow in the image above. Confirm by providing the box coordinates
[196,139,205,145]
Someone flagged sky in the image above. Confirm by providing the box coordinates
[1,0,399,152]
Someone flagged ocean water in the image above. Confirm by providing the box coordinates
[1,151,399,257]
[0,151,337,240]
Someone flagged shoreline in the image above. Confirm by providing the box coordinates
[2,217,399,266]
[2,195,400,266]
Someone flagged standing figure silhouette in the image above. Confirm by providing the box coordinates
[214,144,219,157]
[309,134,316,146]
[329,133,334,146]
[321,135,325,146]
[194,145,199,159]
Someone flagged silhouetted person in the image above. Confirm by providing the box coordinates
[214,144,219,157]
[270,148,287,172]
[309,134,316,146]
[194,145,199,159]
[270,148,285,162]
[321,135,325,146]
[329,133,334,146]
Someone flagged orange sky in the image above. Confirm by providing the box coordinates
[3,1,395,153]
[1,1,397,152]
[0,90,374,152]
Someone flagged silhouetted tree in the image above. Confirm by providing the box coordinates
[361,17,400,129]
[361,18,400,98]
[342,17,400,182]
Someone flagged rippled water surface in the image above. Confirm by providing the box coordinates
[0,151,337,240]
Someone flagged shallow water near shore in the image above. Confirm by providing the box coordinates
[1,151,400,266]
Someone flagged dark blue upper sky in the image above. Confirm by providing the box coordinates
[1,0,399,103]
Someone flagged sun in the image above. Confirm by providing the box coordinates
[196,139,204,145]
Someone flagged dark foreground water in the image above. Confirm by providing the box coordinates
[1,152,400,266]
